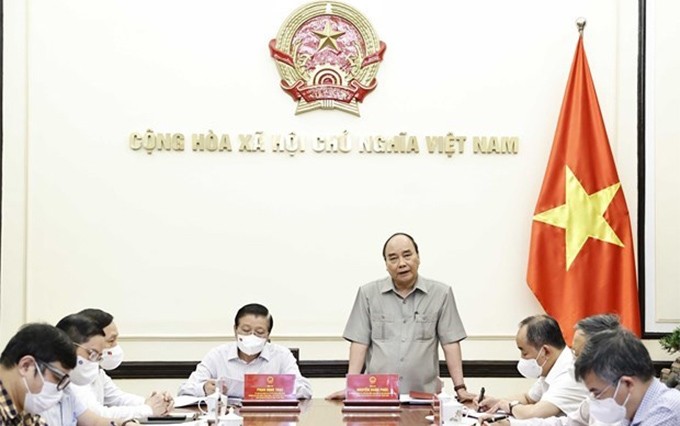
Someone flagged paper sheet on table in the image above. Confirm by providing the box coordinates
[173,396,202,408]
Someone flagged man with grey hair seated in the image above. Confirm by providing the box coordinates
[477,315,588,420]
[480,313,621,426]
[574,328,680,425]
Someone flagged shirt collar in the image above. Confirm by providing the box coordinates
[380,275,428,294]
[544,347,573,384]
[0,379,20,421]
[632,378,663,423]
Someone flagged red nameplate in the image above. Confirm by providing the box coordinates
[243,374,296,401]
[345,374,399,401]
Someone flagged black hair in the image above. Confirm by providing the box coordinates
[234,303,273,333]
[0,323,77,369]
[519,314,566,350]
[78,308,114,329]
[382,232,419,260]
[575,328,654,384]
[56,313,105,344]
[574,313,621,337]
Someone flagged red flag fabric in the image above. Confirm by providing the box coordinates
[527,36,641,343]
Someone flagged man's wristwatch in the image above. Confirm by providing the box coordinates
[508,400,521,416]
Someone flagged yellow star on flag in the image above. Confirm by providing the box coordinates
[533,165,624,270]
[313,22,344,51]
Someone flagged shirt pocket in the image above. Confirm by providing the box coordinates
[370,313,394,341]
[415,314,436,340]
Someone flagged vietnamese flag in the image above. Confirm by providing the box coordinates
[526,35,641,342]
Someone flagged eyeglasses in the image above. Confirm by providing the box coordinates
[36,360,71,391]
[591,379,621,400]
[74,343,103,362]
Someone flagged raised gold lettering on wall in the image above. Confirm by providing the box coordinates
[129,133,143,150]
[128,131,519,156]
[473,136,519,154]
[128,130,186,154]
[239,134,253,152]
[313,132,351,153]
[284,133,303,156]
[219,134,231,151]
[426,134,465,157]
[360,134,420,154]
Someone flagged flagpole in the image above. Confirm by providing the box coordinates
[576,17,586,35]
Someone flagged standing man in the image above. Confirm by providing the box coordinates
[0,323,76,425]
[328,233,472,401]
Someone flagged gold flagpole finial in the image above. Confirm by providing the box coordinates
[576,17,587,35]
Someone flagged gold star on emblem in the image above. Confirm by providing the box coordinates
[533,166,624,270]
[313,22,344,52]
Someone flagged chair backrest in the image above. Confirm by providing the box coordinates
[289,347,299,363]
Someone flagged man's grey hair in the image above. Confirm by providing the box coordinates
[574,328,654,385]
[574,313,621,337]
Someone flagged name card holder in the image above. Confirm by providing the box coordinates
[239,374,300,413]
[342,374,401,414]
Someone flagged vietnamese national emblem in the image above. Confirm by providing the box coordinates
[269,1,386,116]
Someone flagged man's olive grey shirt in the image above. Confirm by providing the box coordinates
[343,275,467,393]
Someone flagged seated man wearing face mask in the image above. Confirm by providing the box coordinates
[575,328,680,426]
[70,308,172,418]
[178,303,312,399]
[480,314,622,426]
[40,314,134,426]
[0,323,76,425]
[478,315,588,420]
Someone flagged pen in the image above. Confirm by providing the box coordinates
[478,386,485,404]
[486,415,509,423]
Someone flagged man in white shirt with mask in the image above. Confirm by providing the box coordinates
[0,323,76,426]
[39,314,136,426]
[575,328,680,426]
[178,303,312,399]
[478,315,588,420]
[480,314,622,426]
[72,309,172,418]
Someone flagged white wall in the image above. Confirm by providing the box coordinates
[2,0,677,397]
[645,0,680,332]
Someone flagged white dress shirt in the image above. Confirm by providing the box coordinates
[525,348,589,417]
[510,399,590,425]
[177,342,312,399]
[70,369,152,419]
[40,387,87,426]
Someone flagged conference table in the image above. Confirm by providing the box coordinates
[226,399,434,425]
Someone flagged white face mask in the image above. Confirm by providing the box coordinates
[589,380,630,425]
[517,347,546,379]
[23,361,64,414]
[69,356,100,385]
[236,334,267,356]
[100,345,124,370]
